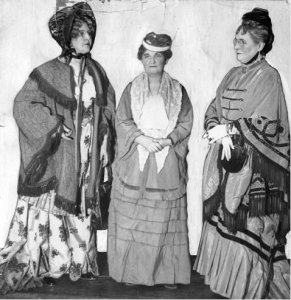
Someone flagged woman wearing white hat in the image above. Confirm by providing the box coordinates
[108,32,193,289]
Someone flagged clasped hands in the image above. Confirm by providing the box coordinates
[136,135,172,153]
[202,124,239,161]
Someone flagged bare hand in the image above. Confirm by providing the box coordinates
[136,135,163,153]
[146,142,163,153]
[152,138,172,148]
[144,137,163,153]
[62,124,73,140]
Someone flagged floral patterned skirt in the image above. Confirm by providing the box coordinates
[0,191,98,295]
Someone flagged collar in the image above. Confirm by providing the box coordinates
[241,54,265,72]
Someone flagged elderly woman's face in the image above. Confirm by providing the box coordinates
[141,50,167,76]
[233,30,263,64]
[71,22,92,54]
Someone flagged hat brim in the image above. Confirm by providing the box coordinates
[142,40,170,52]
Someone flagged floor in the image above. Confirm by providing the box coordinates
[1,255,226,299]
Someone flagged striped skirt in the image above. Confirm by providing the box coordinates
[194,210,290,299]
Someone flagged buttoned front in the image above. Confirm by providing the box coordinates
[206,59,284,128]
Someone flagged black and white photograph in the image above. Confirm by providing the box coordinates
[0,0,290,299]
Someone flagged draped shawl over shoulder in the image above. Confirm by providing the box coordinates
[14,57,115,214]
[203,59,290,235]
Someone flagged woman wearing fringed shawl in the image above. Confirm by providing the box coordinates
[194,8,290,299]
[0,2,115,294]
[108,32,193,289]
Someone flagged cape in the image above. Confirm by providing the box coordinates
[14,57,116,214]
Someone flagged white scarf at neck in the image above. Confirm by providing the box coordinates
[130,72,182,173]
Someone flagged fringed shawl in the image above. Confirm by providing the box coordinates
[14,58,115,214]
[203,59,290,235]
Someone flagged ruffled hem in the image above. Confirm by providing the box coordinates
[108,192,191,285]
[194,214,290,299]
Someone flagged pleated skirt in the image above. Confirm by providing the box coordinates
[107,189,191,286]
[194,212,290,299]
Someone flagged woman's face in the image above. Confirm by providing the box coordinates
[233,30,264,64]
[71,22,92,54]
[141,50,168,76]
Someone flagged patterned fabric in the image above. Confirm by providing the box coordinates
[0,195,98,295]
[73,67,95,215]
[0,58,113,295]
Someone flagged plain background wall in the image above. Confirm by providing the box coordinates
[0,0,290,254]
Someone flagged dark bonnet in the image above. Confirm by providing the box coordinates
[49,2,96,57]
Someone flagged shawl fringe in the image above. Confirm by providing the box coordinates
[23,122,63,186]
[29,69,77,110]
[252,148,289,195]
[54,195,76,214]
[249,194,266,218]
[222,203,248,234]
[249,191,287,217]
[18,176,58,197]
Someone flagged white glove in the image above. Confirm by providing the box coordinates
[221,136,234,161]
[203,124,228,144]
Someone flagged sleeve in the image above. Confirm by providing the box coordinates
[13,76,63,140]
[13,76,63,185]
[168,85,194,159]
[115,83,143,160]
[204,98,219,131]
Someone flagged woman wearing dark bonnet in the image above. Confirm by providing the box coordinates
[0,2,115,294]
[108,32,193,289]
[194,8,290,299]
